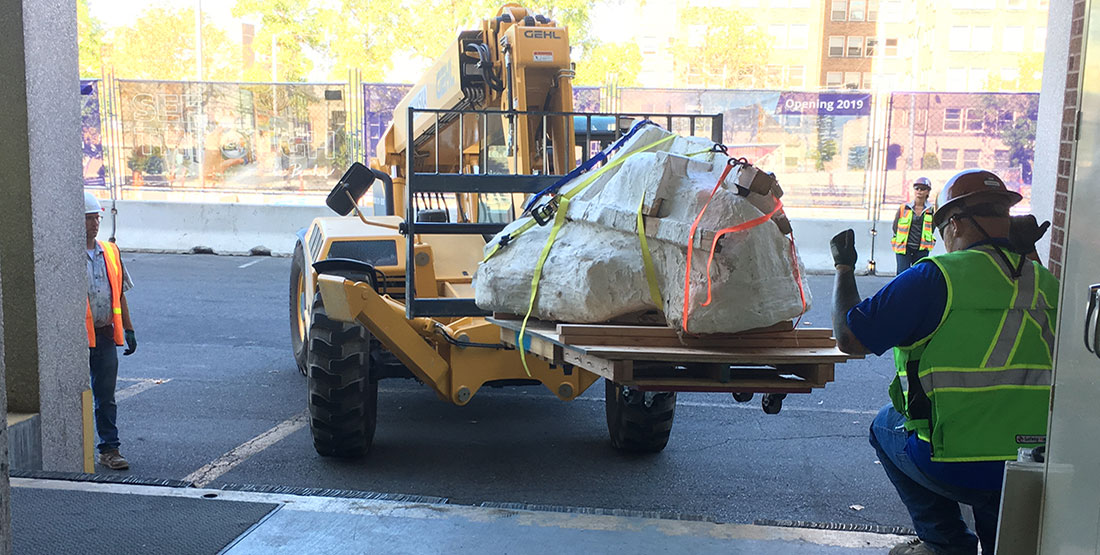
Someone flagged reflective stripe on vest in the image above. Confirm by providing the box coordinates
[892,245,1058,462]
[86,240,125,348]
[892,206,936,254]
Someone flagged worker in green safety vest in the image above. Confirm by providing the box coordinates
[828,169,1056,555]
[891,177,936,273]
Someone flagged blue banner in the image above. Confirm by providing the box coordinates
[775,92,871,116]
[81,79,106,188]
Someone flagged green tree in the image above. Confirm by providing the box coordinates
[983,53,1043,92]
[104,7,238,81]
[574,41,642,87]
[233,0,326,81]
[670,7,770,88]
[78,0,105,77]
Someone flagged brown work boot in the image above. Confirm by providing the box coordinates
[889,539,937,555]
[98,449,129,470]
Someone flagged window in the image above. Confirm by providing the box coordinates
[946,68,967,89]
[862,72,872,88]
[885,38,898,56]
[847,36,863,57]
[998,110,1015,128]
[766,65,783,87]
[866,37,878,56]
[844,71,862,88]
[829,36,845,57]
[826,72,843,88]
[950,26,970,51]
[1003,27,1024,52]
[944,108,962,131]
[1000,67,1020,85]
[965,108,983,131]
[941,148,959,169]
[789,25,809,49]
[867,0,879,20]
[881,0,903,22]
[1007,0,1024,7]
[789,65,805,87]
[972,27,993,51]
[963,149,981,167]
[969,69,988,90]
[832,0,847,20]
[769,24,788,48]
[850,0,866,21]
[994,149,1011,166]
[1034,27,1047,51]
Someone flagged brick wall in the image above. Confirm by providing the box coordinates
[1051,0,1087,278]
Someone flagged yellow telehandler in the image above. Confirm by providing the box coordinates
[290,4,849,458]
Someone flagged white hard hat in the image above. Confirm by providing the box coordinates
[84,191,103,214]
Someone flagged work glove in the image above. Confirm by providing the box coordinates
[123,329,137,356]
[830,229,858,268]
[1008,215,1051,255]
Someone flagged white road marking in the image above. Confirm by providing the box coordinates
[185,411,309,488]
[238,259,264,268]
[115,378,172,401]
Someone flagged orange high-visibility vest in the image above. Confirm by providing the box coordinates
[86,240,125,348]
[892,205,935,254]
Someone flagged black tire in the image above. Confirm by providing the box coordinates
[289,242,309,376]
[307,292,378,458]
[604,379,676,453]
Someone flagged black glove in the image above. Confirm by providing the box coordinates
[123,329,137,356]
[1008,215,1050,255]
[830,229,858,268]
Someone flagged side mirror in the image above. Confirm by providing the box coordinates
[326,162,376,216]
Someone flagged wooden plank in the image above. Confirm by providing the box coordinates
[557,334,836,349]
[556,322,827,341]
[561,350,623,381]
[623,377,817,394]
[570,345,853,364]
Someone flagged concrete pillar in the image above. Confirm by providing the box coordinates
[1033,0,1074,262]
[0,0,86,471]
[0,267,9,555]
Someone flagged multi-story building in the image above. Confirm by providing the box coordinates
[617,0,1047,93]
[820,0,878,89]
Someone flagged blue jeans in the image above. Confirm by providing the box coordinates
[869,405,1002,554]
[90,330,121,453]
[896,250,931,273]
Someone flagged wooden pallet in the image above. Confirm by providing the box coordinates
[488,317,859,394]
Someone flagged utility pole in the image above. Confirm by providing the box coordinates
[195,0,205,188]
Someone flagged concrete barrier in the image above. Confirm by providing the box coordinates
[100,200,946,275]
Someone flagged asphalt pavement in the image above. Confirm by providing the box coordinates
[108,252,911,532]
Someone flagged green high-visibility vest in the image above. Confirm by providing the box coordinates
[892,205,936,254]
[890,245,1059,462]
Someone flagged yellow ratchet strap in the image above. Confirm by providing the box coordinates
[636,192,663,311]
[516,134,676,375]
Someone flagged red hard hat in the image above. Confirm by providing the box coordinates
[932,169,1021,228]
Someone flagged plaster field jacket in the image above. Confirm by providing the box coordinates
[890,245,1058,462]
[86,240,125,348]
[892,205,935,254]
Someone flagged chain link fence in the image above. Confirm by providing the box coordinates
[82,78,1037,216]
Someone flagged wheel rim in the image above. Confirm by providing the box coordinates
[295,272,309,344]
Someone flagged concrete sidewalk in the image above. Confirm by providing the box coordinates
[11,477,905,554]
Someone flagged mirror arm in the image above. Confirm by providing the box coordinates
[344,190,372,226]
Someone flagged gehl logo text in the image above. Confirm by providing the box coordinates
[523,30,561,39]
